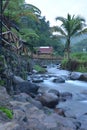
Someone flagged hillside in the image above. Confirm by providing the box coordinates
[71,38,87,52]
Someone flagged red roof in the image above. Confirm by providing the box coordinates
[38,47,53,54]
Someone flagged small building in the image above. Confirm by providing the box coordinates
[36,46,53,59]
[38,46,53,55]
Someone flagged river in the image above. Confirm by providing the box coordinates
[39,65,87,118]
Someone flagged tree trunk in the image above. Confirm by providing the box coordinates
[0,0,2,54]
[67,37,70,60]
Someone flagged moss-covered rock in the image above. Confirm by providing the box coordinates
[0,107,13,119]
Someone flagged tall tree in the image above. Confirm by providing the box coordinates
[52,14,87,60]
[20,28,39,56]
[2,0,10,13]
[3,1,40,48]
[36,16,51,46]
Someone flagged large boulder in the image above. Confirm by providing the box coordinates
[0,87,77,130]
[32,78,43,83]
[48,89,60,97]
[70,72,87,82]
[0,86,11,107]
[38,86,50,94]
[52,76,65,83]
[36,92,59,108]
[70,72,82,80]
[0,122,23,130]
[13,81,40,95]
[0,86,12,124]
[13,75,24,84]
[13,93,43,109]
[60,92,73,101]
[79,73,87,81]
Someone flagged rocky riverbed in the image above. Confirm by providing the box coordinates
[0,65,87,130]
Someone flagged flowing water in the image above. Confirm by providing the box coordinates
[39,66,87,117]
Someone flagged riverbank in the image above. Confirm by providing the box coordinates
[0,65,87,130]
[0,86,77,130]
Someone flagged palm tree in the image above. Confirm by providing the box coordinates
[53,14,87,60]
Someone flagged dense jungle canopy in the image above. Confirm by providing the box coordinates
[0,0,87,57]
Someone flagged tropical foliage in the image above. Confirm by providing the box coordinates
[1,1,87,61]
[62,52,87,72]
[52,14,87,60]
[1,0,65,57]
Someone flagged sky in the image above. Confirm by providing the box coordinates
[25,0,87,26]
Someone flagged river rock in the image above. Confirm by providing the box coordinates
[32,69,38,73]
[0,86,77,130]
[13,81,40,95]
[32,78,43,83]
[70,72,82,80]
[57,64,61,69]
[77,114,87,130]
[36,92,59,108]
[43,113,76,130]
[41,65,47,68]
[0,86,12,124]
[13,93,31,102]
[54,108,65,117]
[0,122,22,130]
[81,90,87,95]
[52,76,65,83]
[13,75,25,84]
[0,86,11,107]
[60,92,72,101]
[38,86,50,94]
[13,93,43,109]
[0,111,11,123]
[48,89,60,97]
[79,73,87,81]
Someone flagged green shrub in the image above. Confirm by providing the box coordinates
[61,52,87,72]
[0,80,5,86]
[71,53,87,62]
[61,59,68,69]
[0,107,13,119]
[62,59,79,71]
[77,65,87,72]
[33,64,46,73]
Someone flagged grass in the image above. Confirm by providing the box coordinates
[0,107,13,119]
[61,52,87,72]
[71,52,87,62]
[33,64,46,73]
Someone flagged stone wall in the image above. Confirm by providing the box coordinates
[33,59,61,66]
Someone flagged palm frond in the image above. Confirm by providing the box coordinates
[51,26,67,36]
[74,27,87,36]
[76,15,85,22]
[56,16,66,23]
[70,16,86,36]
[21,4,41,15]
